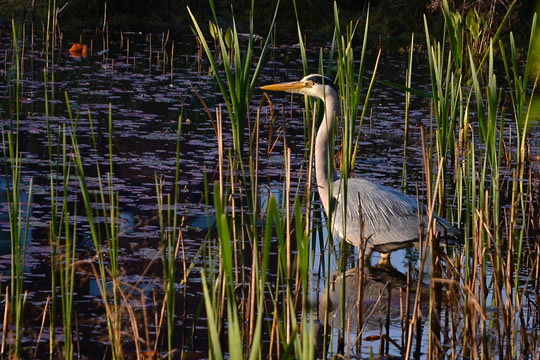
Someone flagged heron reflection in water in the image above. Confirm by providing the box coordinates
[318,263,430,331]
[261,74,460,264]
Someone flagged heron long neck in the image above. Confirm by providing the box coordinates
[315,91,339,214]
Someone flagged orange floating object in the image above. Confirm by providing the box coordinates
[69,43,87,58]
[363,335,381,341]
[69,43,84,52]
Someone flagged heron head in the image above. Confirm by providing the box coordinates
[260,74,337,100]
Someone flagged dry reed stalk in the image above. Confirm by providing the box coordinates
[179,218,189,358]
[229,150,238,285]
[254,108,261,213]
[33,296,50,360]
[446,289,456,360]
[303,104,318,239]
[190,86,216,135]
[405,128,445,359]
[355,282,389,340]
[277,140,290,341]
[481,198,490,359]
[385,286,391,355]
[21,24,25,80]
[399,287,404,347]
[238,181,247,338]
[533,243,539,359]
[385,334,403,353]
[321,270,331,356]
[88,264,122,357]
[268,303,278,359]
[257,95,275,156]
[162,30,170,75]
[140,289,151,353]
[421,131,444,358]
[252,109,263,345]
[378,288,384,356]
[356,242,366,353]
[487,225,505,357]
[196,38,202,74]
[0,285,9,354]
[155,287,167,349]
[403,264,412,350]
[118,285,142,359]
[276,304,281,360]
[170,40,174,84]
[151,291,160,355]
[345,316,351,358]
[425,129,442,358]
[285,146,293,342]
[248,224,256,347]
[148,34,152,73]
[286,147,291,281]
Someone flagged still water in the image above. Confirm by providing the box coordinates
[0,26,536,359]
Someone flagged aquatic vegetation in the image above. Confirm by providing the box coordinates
[187,0,280,157]
[0,0,537,359]
[2,20,33,359]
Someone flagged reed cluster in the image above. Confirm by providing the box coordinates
[0,0,537,359]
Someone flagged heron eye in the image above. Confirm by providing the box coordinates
[306,80,314,87]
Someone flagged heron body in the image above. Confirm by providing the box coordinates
[261,74,459,260]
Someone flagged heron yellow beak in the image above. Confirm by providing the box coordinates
[260,81,309,92]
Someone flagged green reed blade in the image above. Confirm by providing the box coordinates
[293,0,308,75]
[200,269,224,359]
[442,0,462,71]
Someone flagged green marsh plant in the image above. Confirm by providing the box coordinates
[68,100,123,359]
[418,1,538,358]
[187,0,280,158]
[1,0,537,358]
[155,111,183,360]
[1,19,33,359]
[402,33,415,191]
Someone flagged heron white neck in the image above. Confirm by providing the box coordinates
[315,90,339,214]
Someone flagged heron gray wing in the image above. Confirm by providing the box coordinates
[331,178,423,252]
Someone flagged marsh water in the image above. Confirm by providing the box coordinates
[0,26,537,359]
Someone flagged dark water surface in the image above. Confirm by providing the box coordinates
[0,26,536,359]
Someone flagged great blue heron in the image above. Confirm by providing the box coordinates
[261,74,460,263]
